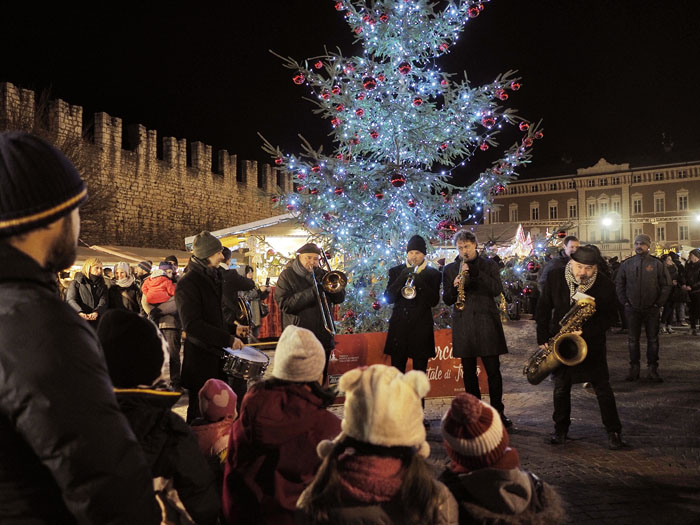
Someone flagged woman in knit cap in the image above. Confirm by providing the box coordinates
[66,256,108,326]
[297,364,459,524]
[439,393,565,524]
[222,325,341,525]
[107,261,142,313]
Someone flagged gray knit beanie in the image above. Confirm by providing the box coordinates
[192,231,223,259]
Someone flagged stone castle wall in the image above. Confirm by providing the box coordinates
[0,82,292,249]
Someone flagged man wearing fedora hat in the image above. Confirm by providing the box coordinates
[615,234,671,382]
[536,245,626,450]
[0,131,159,522]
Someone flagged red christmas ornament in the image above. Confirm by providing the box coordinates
[321,90,330,100]
[535,131,544,140]
[437,219,458,240]
[377,74,385,82]
[557,231,567,239]
[271,196,279,203]
[522,286,533,296]
[391,173,406,187]
[355,108,365,117]
[314,61,323,69]
[334,1,344,10]
[493,184,506,194]
[266,249,276,257]
[357,92,366,101]
[379,13,389,22]
[398,62,411,75]
[372,301,381,310]
[363,77,377,90]
[332,85,341,95]
[407,199,416,207]
[479,3,485,11]
[296,172,306,180]
[480,142,489,151]
[322,212,331,221]
[468,6,480,17]
[510,81,521,91]
[310,188,319,195]
[375,191,384,199]
[441,79,448,86]
[527,261,541,272]
[292,73,305,85]
[481,115,496,128]
[274,157,283,165]
[354,26,362,34]
[370,129,379,139]
[495,89,508,100]
[334,187,344,196]
[331,118,341,127]
[440,42,449,51]
[413,97,423,106]
[336,153,344,160]
[386,206,395,215]
[296,185,306,192]
[439,143,448,151]
[311,165,321,173]
[286,203,296,211]
[519,122,530,131]
[349,137,360,145]
[522,137,534,147]
[336,104,345,112]
[362,14,370,22]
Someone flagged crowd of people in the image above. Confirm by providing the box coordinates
[1,130,698,523]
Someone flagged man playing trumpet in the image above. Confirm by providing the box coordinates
[383,235,442,381]
[443,230,513,427]
[536,245,626,449]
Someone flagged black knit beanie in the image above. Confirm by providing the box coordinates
[0,131,87,237]
[406,235,427,255]
[97,309,164,388]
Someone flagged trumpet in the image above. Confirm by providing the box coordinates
[401,266,419,299]
[313,249,348,335]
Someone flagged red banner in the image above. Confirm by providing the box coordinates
[327,329,488,398]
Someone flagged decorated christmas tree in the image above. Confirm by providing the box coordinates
[263,0,541,333]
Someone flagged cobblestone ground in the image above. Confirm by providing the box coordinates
[174,321,700,524]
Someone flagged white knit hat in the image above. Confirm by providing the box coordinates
[272,325,326,382]
[321,364,430,458]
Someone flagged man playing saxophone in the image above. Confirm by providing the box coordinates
[442,230,513,428]
[536,245,626,450]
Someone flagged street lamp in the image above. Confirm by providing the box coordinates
[601,216,613,228]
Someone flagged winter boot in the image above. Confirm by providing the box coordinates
[646,364,663,383]
[608,432,628,450]
[625,363,640,381]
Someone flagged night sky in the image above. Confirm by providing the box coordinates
[3,0,700,187]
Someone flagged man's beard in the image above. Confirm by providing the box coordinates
[635,247,645,255]
[44,215,77,273]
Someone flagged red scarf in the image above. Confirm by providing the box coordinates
[337,453,404,503]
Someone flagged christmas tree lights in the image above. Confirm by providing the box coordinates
[262,0,542,333]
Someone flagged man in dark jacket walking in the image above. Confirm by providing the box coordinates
[275,243,346,382]
[0,131,159,523]
[176,231,244,422]
[442,230,512,428]
[383,235,441,376]
[536,246,626,450]
[538,235,579,290]
[615,234,672,382]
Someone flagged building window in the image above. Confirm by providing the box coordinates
[599,202,609,215]
[654,172,664,181]
[490,210,501,223]
[678,169,688,179]
[678,194,688,211]
[549,183,557,190]
[588,203,596,216]
[531,185,539,192]
[679,225,689,241]
[567,181,576,189]
[568,204,577,218]
[509,204,518,222]
[611,176,620,185]
[531,207,539,220]
[655,196,665,212]
[633,197,642,214]
[549,205,558,219]
[633,226,643,238]
[656,226,665,241]
[632,174,642,183]
[599,178,608,186]
[587,180,595,187]
[612,200,621,213]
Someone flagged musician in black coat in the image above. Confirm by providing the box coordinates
[443,230,511,427]
[536,245,626,450]
[383,235,441,374]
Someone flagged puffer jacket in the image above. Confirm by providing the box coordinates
[615,253,672,309]
[275,257,345,350]
[66,271,109,315]
[439,467,566,524]
[0,243,159,524]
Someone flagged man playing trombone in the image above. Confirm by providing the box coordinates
[275,243,346,382]
[383,235,441,385]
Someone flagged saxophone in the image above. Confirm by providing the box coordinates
[454,258,469,311]
[523,297,595,385]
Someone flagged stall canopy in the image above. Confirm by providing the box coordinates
[75,245,192,268]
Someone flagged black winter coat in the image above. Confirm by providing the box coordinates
[0,244,159,524]
[384,263,441,359]
[615,253,672,309]
[108,282,142,313]
[175,259,233,391]
[538,250,569,290]
[222,268,255,331]
[443,254,508,358]
[536,267,617,383]
[275,258,345,350]
[115,388,220,525]
[66,271,108,316]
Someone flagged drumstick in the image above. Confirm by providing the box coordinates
[245,342,277,347]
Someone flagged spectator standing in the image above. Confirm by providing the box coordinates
[142,260,178,320]
[0,131,158,523]
[684,249,700,335]
[538,235,579,290]
[103,266,114,288]
[297,364,458,524]
[660,254,682,334]
[134,260,152,287]
[615,234,672,382]
[439,393,565,523]
[108,260,142,314]
[66,256,108,327]
[223,325,341,525]
[97,309,220,525]
[238,265,270,340]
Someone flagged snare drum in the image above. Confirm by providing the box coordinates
[222,346,270,381]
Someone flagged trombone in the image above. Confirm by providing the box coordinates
[401,266,419,299]
[313,249,348,335]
